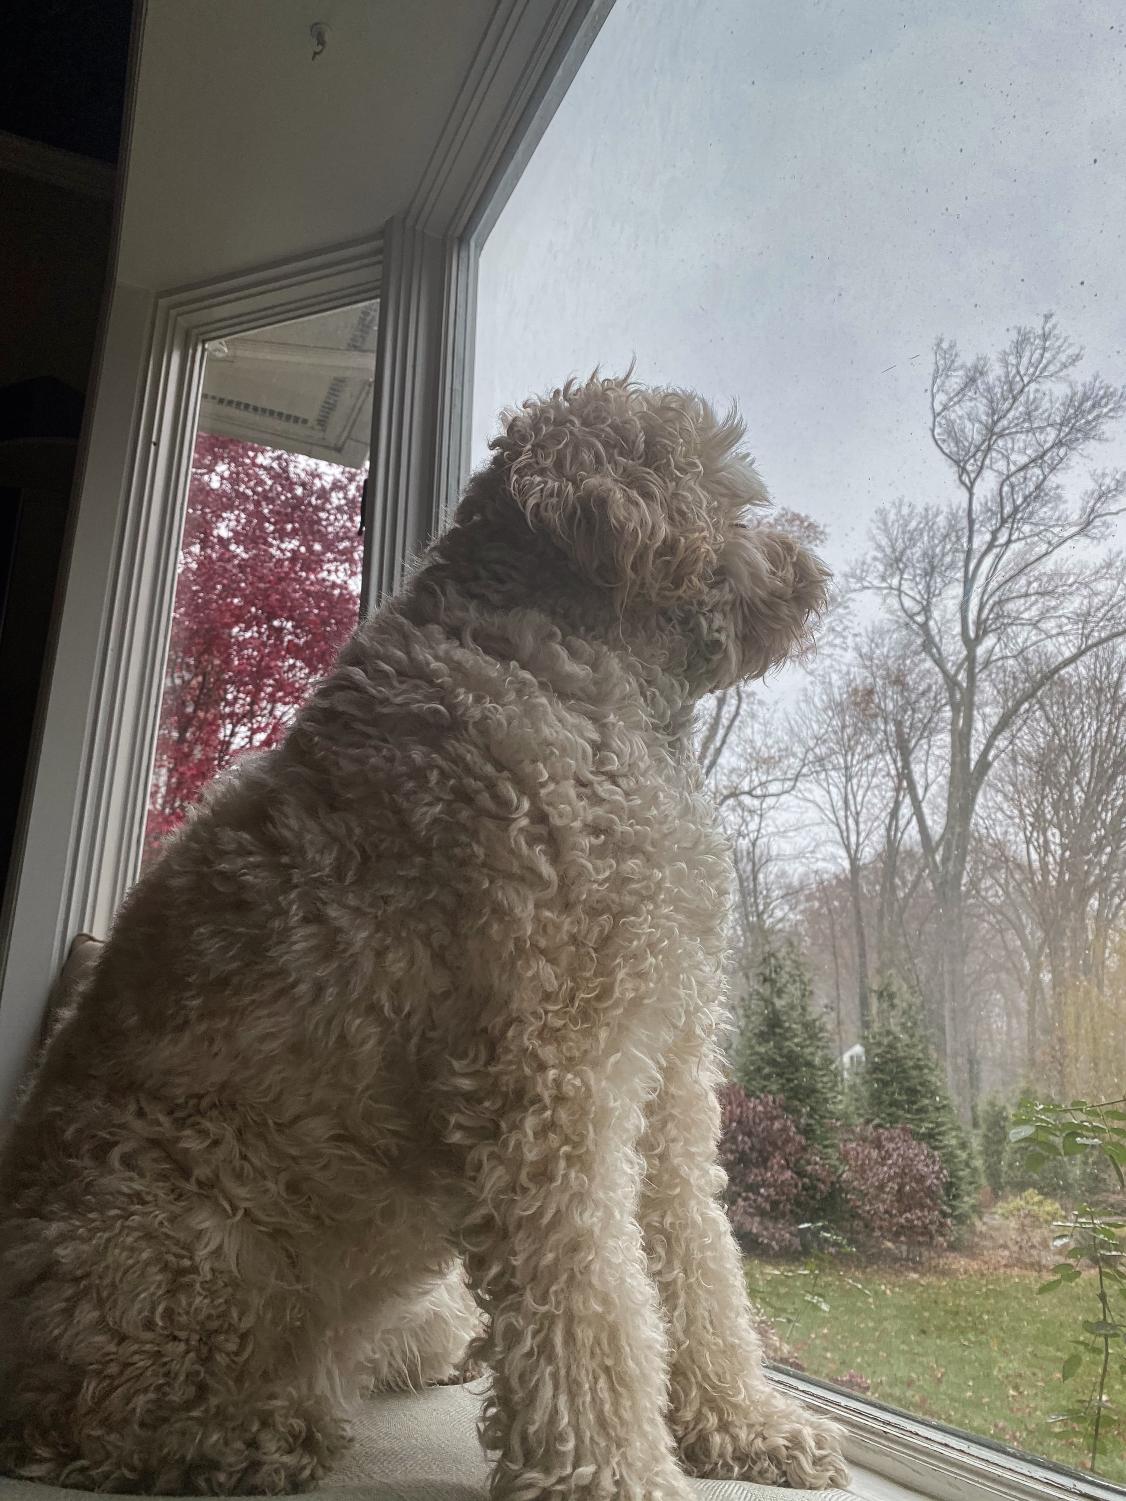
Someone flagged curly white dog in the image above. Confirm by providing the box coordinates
[0,376,847,1498]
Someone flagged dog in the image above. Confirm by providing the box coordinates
[0,376,847,1498]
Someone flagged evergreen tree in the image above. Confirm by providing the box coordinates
[735,942,842,1146]
[978,1096,1010,1198]
[862,977,980,1222]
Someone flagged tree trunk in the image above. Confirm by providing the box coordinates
[848,857,871,1036]
[937,882,974,1120]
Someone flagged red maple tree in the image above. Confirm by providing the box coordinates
[144,433,364,858]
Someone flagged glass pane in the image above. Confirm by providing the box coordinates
[143,300,377,860]
[474,0,1126,1484]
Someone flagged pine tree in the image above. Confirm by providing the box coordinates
[863,977,980,1222]
[735,942,842,1146]
[978,1096,1010,1198]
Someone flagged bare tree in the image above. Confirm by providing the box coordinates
[857,316,1126,1107]
[697,693,809,979]
[855,626,944,997]
[979,644,1126,1085]
[697,686,745,781]
[791,671,887,1034]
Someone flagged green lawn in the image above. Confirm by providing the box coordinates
[745,1257,1125,1485]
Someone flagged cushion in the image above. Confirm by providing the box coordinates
[0,1384,854,1501]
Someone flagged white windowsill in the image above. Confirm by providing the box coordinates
[770,1369,1122,1501]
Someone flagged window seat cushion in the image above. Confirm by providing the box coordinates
[0,1383,854,1501]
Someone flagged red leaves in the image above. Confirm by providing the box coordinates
[717,1086,950,1253]
[839,1125,950,1247]
[718,1084,835,1254]
[143,434,363,858]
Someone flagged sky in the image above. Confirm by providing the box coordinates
[472,0,1126,583]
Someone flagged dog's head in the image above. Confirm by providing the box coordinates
[454,375,829,691]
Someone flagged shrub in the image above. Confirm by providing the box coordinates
[995,1188,1065,1227]
[838,1124,950,1246]
[863,977,980,1223]
[979,1096,1010,1198]
[718,1085,835,1255]
[734,942,842,1146]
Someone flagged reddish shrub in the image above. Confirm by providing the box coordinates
[838,1124,949,1247]
[717,1085,835,1254]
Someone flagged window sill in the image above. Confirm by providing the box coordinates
[0,1371,1115,1501]
[770,1369,1121,1501]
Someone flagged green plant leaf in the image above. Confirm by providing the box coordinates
[1061,1352,1083,1381]
[1048,1263,1082,1281]
[1082,1320,1122,1338]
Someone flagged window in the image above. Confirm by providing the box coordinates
[143,302,376,857]
[473,0,1126,1486]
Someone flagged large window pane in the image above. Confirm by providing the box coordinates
[474,0,1126,1483]
[143,301,377,859]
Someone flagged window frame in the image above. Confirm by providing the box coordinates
[772,1370,1122,1501]
[1,3,1119,1498]
[0,243,382,1111]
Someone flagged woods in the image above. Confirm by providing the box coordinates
[713,317,1126,1116]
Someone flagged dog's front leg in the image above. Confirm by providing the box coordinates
[449,1060,693,1501]
[640,1033,849,1489]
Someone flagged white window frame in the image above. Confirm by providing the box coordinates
[1,5,1119,1500]
[772,1371,1122,1501]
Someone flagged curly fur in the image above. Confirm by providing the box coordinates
[0,375,845,1498]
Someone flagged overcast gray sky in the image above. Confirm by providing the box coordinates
[473,0,1126,573]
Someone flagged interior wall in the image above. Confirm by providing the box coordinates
[0,164,117,912]
[0,170,114,393]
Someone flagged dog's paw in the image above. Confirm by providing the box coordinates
[678,1409,848,1490]
[491,1458,695,1501]
[429,1355,488,1387]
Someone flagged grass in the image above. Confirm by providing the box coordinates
[745,1256,1126,1485]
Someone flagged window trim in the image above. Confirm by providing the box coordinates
[0,241,382,1111]
[771,1369,1122,1501]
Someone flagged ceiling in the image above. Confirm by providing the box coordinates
[117,0,497,291]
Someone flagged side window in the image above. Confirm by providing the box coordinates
[143,302,376,858]
[473,0,1126,1485]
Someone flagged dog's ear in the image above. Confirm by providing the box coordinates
[492,378,727,604]
[731,523,832,678]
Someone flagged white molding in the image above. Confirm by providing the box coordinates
[363,219,444,606]
[465,0,616,243]
[368,0,611,607]
[363,222,478,610]
[433,234,480,526]
[0,129,117,200]
[75,239,385,939]
[769,1370,1124,1501]
[408,0,614,242]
